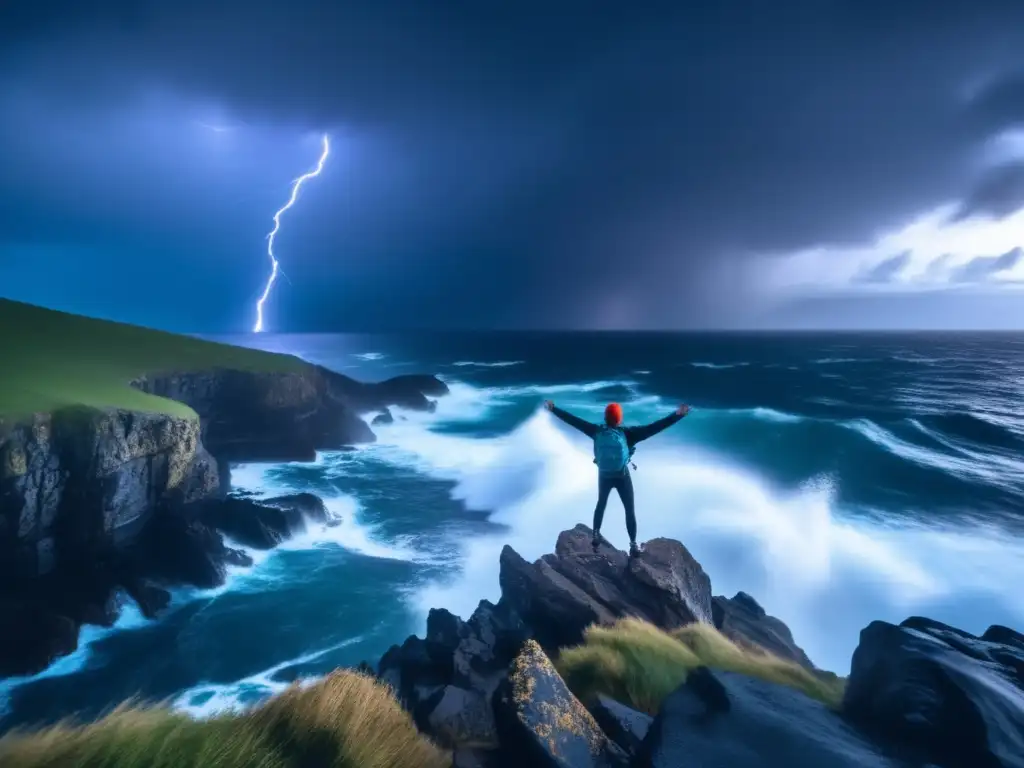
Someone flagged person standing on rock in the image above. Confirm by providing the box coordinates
[543,399,691,557]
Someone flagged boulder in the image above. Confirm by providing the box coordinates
[635,667,897,768]
[498,525,712,652]
[713,591,815,668]
[492,639,628,768]
[588,694,652,756]
[843,617,1024,768]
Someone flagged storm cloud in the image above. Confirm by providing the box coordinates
[2,1,1024,331]
[950,246,1024,284]
[953,162,1024,221]
[856,252,912,284]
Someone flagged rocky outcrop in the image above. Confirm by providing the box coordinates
[712,591,815,669]
[842,617,1024,768]
[498,525,713,652]
[635,667,897,768]
[377,526,732,765]
[376,527,1024,768]
[0,362,448,679]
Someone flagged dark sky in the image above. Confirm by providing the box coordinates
[2,1,1024,332]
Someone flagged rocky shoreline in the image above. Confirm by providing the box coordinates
[0,364,448,679]
[372,525,1024,768]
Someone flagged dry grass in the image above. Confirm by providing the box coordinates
[556,618,846,715]
[0,671,451,768]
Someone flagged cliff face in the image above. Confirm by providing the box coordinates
[0,408,217,580]
[0,364,448,678]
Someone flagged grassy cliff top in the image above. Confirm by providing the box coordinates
[0,299,307,420]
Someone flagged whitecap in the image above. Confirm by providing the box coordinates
[690,362,750,369]
[452,360,524,368]
[173,635,365,718]
[366,390,1024,675]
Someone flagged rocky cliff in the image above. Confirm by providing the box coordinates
[374,525,1024,768]
[0,364,448,678]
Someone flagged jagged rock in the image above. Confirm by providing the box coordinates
[425,685,498,748]
[589,694,652,756]
[843,617,1024,768]
[498,524,712,652]
[379,634,455,711]
[452,600,530,696]
[493,639,628,768]
[427,607,466,651]
[713,591,815,668]
[635,667,896,768]
[372,408,395,426]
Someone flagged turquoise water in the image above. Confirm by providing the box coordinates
[3,332,1023,730]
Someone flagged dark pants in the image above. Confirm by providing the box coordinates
[594,471,637,543]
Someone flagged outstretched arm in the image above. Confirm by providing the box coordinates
[624,405,690,445]
[544,401,600,438]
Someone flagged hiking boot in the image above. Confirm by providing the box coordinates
[592,536,601,553]
[629,541,641,558]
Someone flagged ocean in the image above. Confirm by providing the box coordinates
[2,331,1023,730]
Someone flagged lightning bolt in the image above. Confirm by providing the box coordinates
[253,134,330,333]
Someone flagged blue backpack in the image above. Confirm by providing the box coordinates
[594,426,631,475]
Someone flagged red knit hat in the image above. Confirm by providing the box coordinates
[604,402,623,426]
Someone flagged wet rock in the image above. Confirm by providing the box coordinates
[843,617,1024,768]
[713,591,816,668]
[589,694,652,756]
[198,493,324,550]
[492,639,628,768]
[372,408,395,426]
[122,578,171,619]
[635,667,897,768]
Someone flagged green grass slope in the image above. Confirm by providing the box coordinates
[557,618,846,715]
[0,299,306,420]
[0,670,451,768]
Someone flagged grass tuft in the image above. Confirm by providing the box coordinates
[556,618,845,715]
[0,671,450,768]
